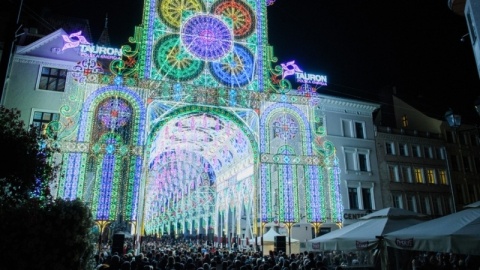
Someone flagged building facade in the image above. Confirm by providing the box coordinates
[1,0,383,247]
[375,95,480,215]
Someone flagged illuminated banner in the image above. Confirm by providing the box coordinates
[79,45,122,60]
[60,31,122,60]
[281,60,327,86]
[295,72,327,86]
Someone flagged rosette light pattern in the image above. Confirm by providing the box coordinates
[181,14,233,61]
[211,0,255,39]
[158,0,206,29]
[97,98,132,130]
[209,43,254,87]
[154,34,205,81]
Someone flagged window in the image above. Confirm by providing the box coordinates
[358,153,368,171]
[456,184,465,204]
[388,165,400,182]
[361,188,372,210]
[344,148,370,172]
[436,197,444,216]
[438,170,448,185]
[423,146,433,159]
[392,194,403,209]
[401,166,413,183]
[32,111,60,136]
[399,143,408,156]
[468,184,477,203]
[402,115,408,128]
[424,196,432,215]
[412,145,421,158]
[418,196,427,214]
[406,194,417,212]
[341,119,365,139]
[426,169,435,184]
[451,155,460,171]
[460,133,469,145]
[463,156,472,173]
[446,131,455,144]
[38,67,67,91]
[354,122,365,139]
[414,168,424,184]
[385,142,395,155]
[348,187,359,209]
[436,147,445,160]
[342,119,354,138]
[470,133,480,146]
[474,157,480,173]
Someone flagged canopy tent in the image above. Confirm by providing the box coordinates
[383,201,480,256]
[256,227,300,255]
[308,207,427,251]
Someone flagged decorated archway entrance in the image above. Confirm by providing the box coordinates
[141,102,259,243]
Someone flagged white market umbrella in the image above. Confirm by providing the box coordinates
[309,207,427,251]
[384,202,480,256]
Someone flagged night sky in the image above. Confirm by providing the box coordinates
[31,0,480,123]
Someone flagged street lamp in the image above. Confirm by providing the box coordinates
[444,108,461,213]
[444,108,462,131]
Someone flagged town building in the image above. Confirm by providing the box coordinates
[0,1,383,250]
[1,0,478,253]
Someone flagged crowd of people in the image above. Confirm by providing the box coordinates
[410,251,480,270]
[93,238,343,270]
[93,238,480,270]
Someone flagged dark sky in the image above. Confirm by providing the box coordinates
[32,0,480,123]
[267,0,480,123]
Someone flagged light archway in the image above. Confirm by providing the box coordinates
[142,103,259,242]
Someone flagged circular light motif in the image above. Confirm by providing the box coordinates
[181,15,233,61]
[154,34,204,81]
[211,0,255,39]
[97,98,132,129]
[209,44,254,87]
[273,115,298,140]
[158,0,205,29]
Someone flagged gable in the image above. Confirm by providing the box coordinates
[15,28,85,62]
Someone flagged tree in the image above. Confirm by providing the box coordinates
[0,106,55,206]
[0,106,95,269]
[0,198,96,269]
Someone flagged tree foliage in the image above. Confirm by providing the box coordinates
[0,106,55,206]
[0,106,95,269]
[0,198,96,269]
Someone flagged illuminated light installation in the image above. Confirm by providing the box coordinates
[266,0,276,6]
[281,60,328,86]
[142,0,262,91]
[310,109,343,224]
[140,103,259,238]
[52,0,347,243]
[72,59,104,83]
[154,34,205,81]
[211,0,256,39]
[61,31,90,51]
[209,44,255,87]
[180,15,233,61]
[57,85,146,223]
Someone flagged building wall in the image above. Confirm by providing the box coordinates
[375,126,454,217]
[4,56,71,124]
[321,97,382,224]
